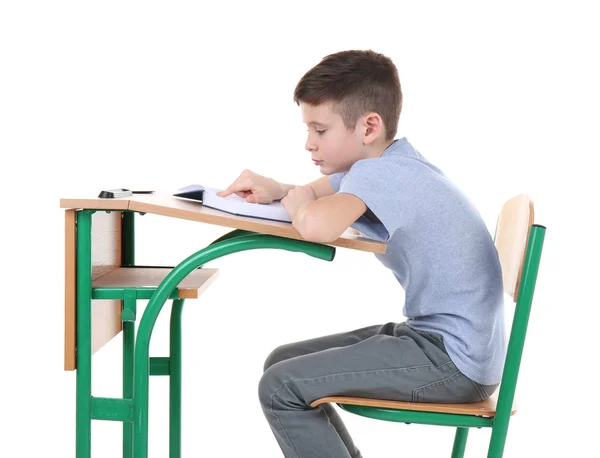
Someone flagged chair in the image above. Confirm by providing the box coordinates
[310,194,546,457]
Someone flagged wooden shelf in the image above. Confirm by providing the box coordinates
[92,267,219,299]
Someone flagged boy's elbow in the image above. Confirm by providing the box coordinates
[300,225,336,244]
[294,206,340,243]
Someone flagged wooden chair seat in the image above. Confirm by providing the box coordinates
[92,266,220,298]
[310,393,516,418]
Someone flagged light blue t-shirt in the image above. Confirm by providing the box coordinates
[329,138,505,385]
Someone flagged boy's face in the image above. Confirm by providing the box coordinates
[300,102,365,175]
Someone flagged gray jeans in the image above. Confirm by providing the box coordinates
[258,322,498,458]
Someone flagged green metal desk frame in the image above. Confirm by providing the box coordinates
[74,209,335,458]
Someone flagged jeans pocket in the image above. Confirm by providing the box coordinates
[412,371,483,403]
[415,330,446,353]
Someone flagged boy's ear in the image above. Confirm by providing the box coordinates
[362,112,384,145]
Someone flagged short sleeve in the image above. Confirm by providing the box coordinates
[338,159,410,238]
[328,172,345,192]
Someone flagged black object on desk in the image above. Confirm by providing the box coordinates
[98,189,155,198]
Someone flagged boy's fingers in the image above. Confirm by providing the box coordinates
[217,179,251,197]
[216,185,232,197]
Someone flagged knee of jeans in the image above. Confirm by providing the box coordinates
[258,363,303,410]
[258,364,283,408]
[263,344,289,372]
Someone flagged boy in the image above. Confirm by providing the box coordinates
[217,50,504,458]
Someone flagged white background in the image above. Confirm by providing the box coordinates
[1,1,599,456]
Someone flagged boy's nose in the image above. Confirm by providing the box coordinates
[305,139,317,152]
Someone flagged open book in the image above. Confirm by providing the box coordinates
[174,184,292,223]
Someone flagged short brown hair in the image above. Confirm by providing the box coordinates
[293,50,402,141]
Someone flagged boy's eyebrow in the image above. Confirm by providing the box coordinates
[306,121,327,127]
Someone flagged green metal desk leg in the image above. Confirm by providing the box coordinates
[123,320,135,457]
[122,212,136,458]
[451,427,469,458]
[123,298,136,458]
[170,299,185,457]
[76,210,93,458]
[122,211,135,266]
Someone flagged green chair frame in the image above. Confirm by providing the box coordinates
[318,195,546,457]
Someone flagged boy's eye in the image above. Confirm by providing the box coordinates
[306,127,326,135]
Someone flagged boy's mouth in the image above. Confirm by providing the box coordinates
[313,160,323,165]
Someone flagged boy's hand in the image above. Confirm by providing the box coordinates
[217,169,283,204]
[281,185,317,219]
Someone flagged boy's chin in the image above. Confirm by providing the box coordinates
[321,164,347,175]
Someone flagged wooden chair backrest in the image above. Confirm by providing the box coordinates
[494,194,535,301]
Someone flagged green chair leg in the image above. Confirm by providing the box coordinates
[451,427,469,458]
[487,423,508,458]
[170,299,185,458]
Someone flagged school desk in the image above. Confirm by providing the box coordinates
[60,191,386,458]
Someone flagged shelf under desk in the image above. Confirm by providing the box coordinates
[92,266,219,299]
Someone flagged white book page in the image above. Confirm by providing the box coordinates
[201,186,292,223]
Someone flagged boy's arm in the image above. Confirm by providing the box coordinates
[279,176,336,200]
[294,193,367,243]
[306,176,337,199]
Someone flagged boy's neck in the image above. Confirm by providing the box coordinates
[363,138,396,160]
